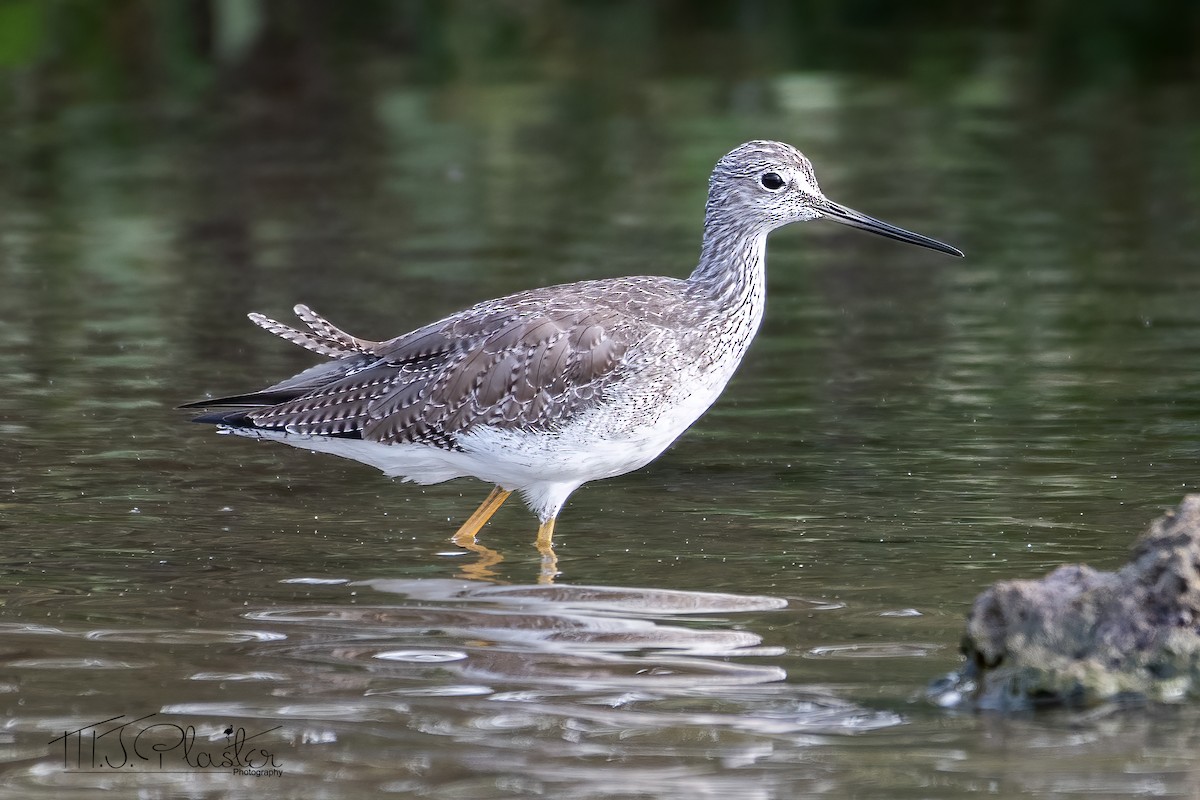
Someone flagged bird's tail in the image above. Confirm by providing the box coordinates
[247,304,377,358]
[179,304,378,414]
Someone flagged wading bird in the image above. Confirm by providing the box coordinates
[182,140,961,567]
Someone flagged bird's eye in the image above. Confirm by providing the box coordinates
[760,172,785,191]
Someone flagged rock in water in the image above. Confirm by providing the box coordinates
[933,495,1200,710]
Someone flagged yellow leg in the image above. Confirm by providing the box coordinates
[451,485,511,543]
[536,516,558,585]
[535,516,556,549]
[451,486,512,582]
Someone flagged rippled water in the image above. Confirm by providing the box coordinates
[3,14,1200,798]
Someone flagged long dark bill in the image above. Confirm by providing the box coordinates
[817,199,963,258]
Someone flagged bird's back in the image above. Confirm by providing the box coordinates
[187,275,724,452]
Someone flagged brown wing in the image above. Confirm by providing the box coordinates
[185,276,695,446]
[244,303,631,448]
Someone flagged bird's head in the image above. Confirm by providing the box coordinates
[706,140,962,257]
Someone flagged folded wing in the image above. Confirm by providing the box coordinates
[184,298,631,450]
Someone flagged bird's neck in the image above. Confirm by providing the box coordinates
[688,220,768,310]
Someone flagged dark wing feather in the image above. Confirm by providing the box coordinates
[184,278,687,450]
[355,308,630,446]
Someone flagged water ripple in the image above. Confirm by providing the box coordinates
[806,642,945,659]
[4,657,151,669]
[84,629,287,644]
[193,580,902,744]
[374,649,469,663]
[359,579,790,615]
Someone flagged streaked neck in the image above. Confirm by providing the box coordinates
[688,217,768,308]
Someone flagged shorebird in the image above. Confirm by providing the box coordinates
[182,140,961,559]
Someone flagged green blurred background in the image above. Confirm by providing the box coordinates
[2,0,1198,98]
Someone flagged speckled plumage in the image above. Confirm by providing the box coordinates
[183,141,961,534]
